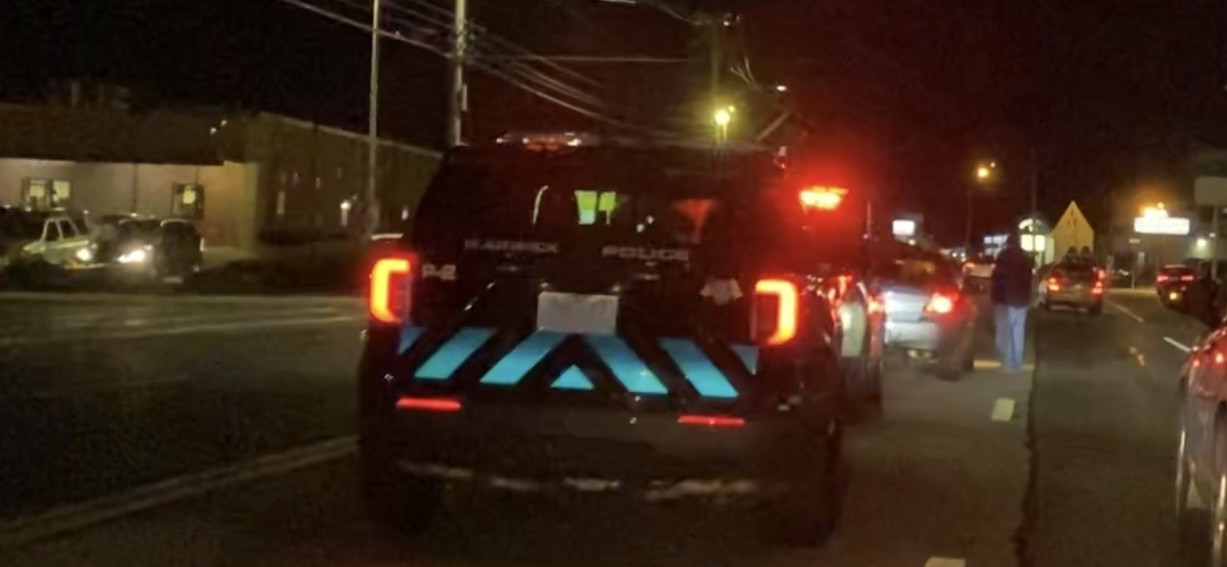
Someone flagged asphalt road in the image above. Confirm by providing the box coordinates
[0,288,1207,566]
[0,292,364,518]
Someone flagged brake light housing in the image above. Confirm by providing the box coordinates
[1046,278,1060,292]
[753,278,800,345]
[369,254,415,324]
[799,186,847,210]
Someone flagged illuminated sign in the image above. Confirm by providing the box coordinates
[1021,234,1046,252]
[1133,216,1191,235]
[892,219,916,237]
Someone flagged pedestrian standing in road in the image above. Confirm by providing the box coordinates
[991,233,1035,372]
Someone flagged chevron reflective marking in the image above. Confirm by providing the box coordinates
[415,327,495,380]
[398,326,424,355]
[730,343,759,375]
[481,331,567,385]
[584,336,668,395]
[658,338,739,399]
[552,365,595,390]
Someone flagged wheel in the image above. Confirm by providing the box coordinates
[763,419,844,546]
[359,441,444,535]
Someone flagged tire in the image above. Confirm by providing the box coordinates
[763,419,844,546]
[359,441,444,536]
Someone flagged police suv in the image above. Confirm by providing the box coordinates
[358,134,882,545]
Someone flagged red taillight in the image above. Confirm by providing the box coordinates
[754,278,799,345]
[1046,278,1060,292]
[396,396,462,412]
[1216,352,1224,365]
[1156,274,1170,283]
[924,292,955,315]
[678,414,745,427]
[370,255,413,324]
[1181,274,1195,282]
[1091,281,1104,295]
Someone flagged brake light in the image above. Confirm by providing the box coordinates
[754,278,799,345]
[678,414,745,427]
[924,292,955,315]
[1181,274,1195,282]
[1157,274,1170,283]
[799,186,846,210]
[1046,278,1060,292]
[370,255,414,324]
[1091,281,1104,295]
[396,396,462,412]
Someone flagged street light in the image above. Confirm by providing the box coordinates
[713,105,733,142]
[976,165,992,181]
[967,160,995,252]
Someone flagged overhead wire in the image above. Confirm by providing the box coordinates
[270,0,679,137]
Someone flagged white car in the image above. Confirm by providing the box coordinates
[0,210,98,282]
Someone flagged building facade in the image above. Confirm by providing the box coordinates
[0,102,440,255]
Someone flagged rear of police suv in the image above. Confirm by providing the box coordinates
[357,142,850,545]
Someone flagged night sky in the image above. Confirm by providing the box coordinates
[3,0,1225,243]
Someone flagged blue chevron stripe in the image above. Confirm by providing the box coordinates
[730,343,759,375]
[658,338,739,399]
[415,327,494,380]
[584,336,668,395]
[552,365,595,390]
[398,326,424,355]
[481,331,567,385]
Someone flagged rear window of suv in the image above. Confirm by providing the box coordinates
[411,148,851,272]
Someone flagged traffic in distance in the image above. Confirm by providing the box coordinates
[0,134,1218,567]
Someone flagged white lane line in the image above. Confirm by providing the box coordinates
[925,558,966,567]
[1165,336,1193,353]
[991,398,1015,422]
[45,307,343,330]
[0,315,362,346]
[1106,299,1145,322]
[0,436,355,549]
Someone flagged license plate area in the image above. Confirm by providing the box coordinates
[537,292,618,335]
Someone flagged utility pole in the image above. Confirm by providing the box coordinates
[1030,147,1039,262]
[447,0,468,148]
[708,16,721,103]
[365,0,382,240]
[965,188,974,253]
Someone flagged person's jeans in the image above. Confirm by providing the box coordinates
[994,305,1028,371]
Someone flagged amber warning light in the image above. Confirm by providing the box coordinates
[799,187,847,210]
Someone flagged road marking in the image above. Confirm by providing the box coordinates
[0,315,362,346]
[49,307,343,330]
[973,358,999,370]
[991,398,1015,422]
[1106,299,1145,322]
[1165,336,1193,353]
[0,436,355,549]
[925,558,966,567]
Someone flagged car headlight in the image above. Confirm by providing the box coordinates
[117,248,149,264]
[74,248,94,263]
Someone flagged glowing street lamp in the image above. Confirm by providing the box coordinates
[713,105,734,142]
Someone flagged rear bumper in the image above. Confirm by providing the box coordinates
[884,318,956,352]
[1046,289,1101,306]
[361,401,834,489]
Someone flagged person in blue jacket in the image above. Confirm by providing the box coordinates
[991,233,1035,372]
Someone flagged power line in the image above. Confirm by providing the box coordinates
[270,0,676,136]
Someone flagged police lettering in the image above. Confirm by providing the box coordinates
[600,246,690,262]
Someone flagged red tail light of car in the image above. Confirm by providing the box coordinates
[369,254,415,324]
[1181,274,1196,282]
[1046,278,1061,292]
[678,414,746,427]
[1156,274,1170,283]
[754,278,800,345]
[396,396,462,412]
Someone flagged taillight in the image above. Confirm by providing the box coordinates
[678,414,745,427]
[1157,274,1170,283]
[1181,274,1195,282]
[369,255,414,324]
[924,292,955,315]
[396,396,462,412]
[754,278,799,345]
[1091,281,1104,295]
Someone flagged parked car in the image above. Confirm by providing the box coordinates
[0,209,97,285]
[962,254,995,291]
[879,246,977,379]
[1175,319,1227,564]
[94,216,203,284]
